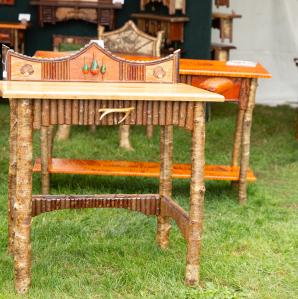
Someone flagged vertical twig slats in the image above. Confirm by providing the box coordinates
[32,194,160,217]
[33,99,195,129]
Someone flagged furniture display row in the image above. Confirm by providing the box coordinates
[0,22,29,53]
[1,42,225,294]
[53,20,164,55]
[30,0,123,28]
[140,0,186,15]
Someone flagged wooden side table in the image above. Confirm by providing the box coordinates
[1,42,224,294]
[0,22,29,53]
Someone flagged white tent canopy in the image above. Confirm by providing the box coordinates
[212,0,298,105]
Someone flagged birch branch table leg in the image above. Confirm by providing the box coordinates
[8,99,18,255]
[185,102,205,286]
[119,124,134,151]
[231,108,245,167]
[56,124,71,141]
[239,79,257,204]
[14,99,33,294]
[41,126,50,194]
[156,125,173,249]
[47,125,54,159]
[231,79,251,188]
[146,125,154,139]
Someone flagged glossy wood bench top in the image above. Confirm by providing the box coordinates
[0,22,28,30]
[0,81,224,102]
[34,51,272,79]
[33,158,257,181]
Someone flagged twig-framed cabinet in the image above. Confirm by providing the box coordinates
[30,0,123,28]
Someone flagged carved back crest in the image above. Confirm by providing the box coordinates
[2,42,180,83]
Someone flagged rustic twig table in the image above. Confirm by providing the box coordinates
[1,43,224,293]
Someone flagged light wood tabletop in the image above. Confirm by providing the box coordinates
[0,81,224,101]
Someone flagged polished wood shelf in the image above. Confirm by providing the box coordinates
[33,158,256,181]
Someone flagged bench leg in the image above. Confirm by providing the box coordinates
[14,99,33,294]
[8,99,18,255]
[239,79,257,204]
[157,125,173,249]
[185,102,205,285]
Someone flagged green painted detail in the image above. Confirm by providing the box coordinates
[101,64,107,74]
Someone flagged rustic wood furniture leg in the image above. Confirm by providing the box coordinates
[41,125,50,194]
[232,107,245,167]
[8,99,18,254]
[239,79,257,204]
[119,124,133,151]
[185,102,205,285]
[146,125,154,139]
[14,99,33,294]
[157,125,173,249]
[232,79,251,168]
[47,125,54,158]
[56,124,71,141]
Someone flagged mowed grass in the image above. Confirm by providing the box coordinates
[0,102,297,299]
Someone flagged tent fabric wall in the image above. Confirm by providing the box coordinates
[212,0,298,105]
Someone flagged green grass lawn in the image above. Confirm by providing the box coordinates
[0,102,297,299]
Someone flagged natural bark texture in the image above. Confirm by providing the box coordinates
[156,125,173,249]
[14,99,33,294]
[41,126,50,194]
[32,194,160,216]
[56,124,71,141]
[232,79,251,167]
[232,108,245,167]
[146,125,154,139]
[185,102,205,286]
[8,99,18,254]
[119,125,133,151]
[239,79,257,204]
